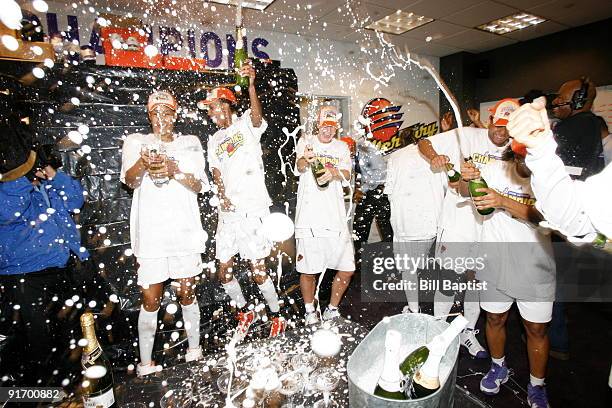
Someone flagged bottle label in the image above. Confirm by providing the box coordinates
[83,387,115,408]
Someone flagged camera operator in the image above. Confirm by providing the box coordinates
[0,110,89,386]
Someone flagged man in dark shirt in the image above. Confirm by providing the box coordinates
[551,77,604,180]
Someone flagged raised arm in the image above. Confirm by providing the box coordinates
[239,62,263,128]
[418,138,450,170]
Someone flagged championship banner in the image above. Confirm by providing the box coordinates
[361,98,438,155]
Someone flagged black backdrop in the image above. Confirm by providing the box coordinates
[0,59,302,376]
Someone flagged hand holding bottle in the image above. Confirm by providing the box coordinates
[304,145,316,164]
[472,188,504,211]
[460,160,480,181]
[430,154,450,171]
[238,60,256,85]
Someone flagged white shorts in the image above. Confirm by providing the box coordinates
[215,210,272,263]
[480,287,553,323]
[137,254,203,287]
[296,235,355,275]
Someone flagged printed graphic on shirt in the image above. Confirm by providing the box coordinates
[215,132,245,159]
[495,188,536,206]
[472,151,502,166]
[316,154,340,168]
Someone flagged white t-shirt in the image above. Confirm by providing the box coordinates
[384,144,447,240]
[294,136,352,238]
[478,158,555,301]
[120,133,209,258]
[207,109,271,214]
[427,127,507,242]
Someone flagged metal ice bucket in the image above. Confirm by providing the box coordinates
[347,313,459,408]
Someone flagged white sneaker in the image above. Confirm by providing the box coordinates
[305,311,319,326]
[322,307,341,321]
[185,346,203,362]
[136,362,162,377]
[402,305,417,314]
[460,329,489,359]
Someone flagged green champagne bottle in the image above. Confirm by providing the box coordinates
[399,315,468,388]
[234,4,249,90]
[311,158,329,188]
[464,157,494,215]
[407,315,468,399]
[80,313,116,408]
[374,330,406,400]
[445,163,461,183]
[592,233,608,249]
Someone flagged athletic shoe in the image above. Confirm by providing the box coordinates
[460,329,489,359]
[402,305,417,314]
[479,362,509,395]
[185,346,203,362]
[305,311,319,326]
[136,362,161,377]
[234,310,257,343]
[269,316,287,337]
[527,383,550,408]
[322,307,341,321]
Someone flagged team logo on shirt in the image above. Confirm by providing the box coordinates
[316,154,340,168]
[496,188,536,206]
[472,152,502,166]
[216,132,245,159]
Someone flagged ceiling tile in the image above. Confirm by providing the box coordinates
[401,20,468,41]
[436,28,500,48]
[263,0,346,20]
[461,35,518,52]
[320,1,396,28]
[527,0,612,27]
[365,0,421,10]
[494,0,553,9]
[503,20,568,41]
[441,1,519,27]
[411,42,463,57]
[400,0,484,19]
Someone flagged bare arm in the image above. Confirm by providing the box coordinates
[211,167,233,211]
[418,138,449,170]
[124,157,147,189]
[240,62,264,128]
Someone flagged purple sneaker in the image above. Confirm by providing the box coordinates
[527,383,551,408]
[479,362,509,395]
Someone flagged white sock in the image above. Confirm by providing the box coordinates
[327,304,338,311]
[463,288,481,330]
[434,290,454,317]
[492,356,505,366]
[530,374,545,387]
[222,278,247,309]
[258,278,280,313]
[181,301,201,350]
[305,303,315,314]
[138,307,159,366]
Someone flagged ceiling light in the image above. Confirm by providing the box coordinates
[365,10,433,35]
[477,12,547,34]
[205,0,276,11]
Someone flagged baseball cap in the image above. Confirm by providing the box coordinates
[318,105,339,128]
[148,91,177,112]
[198,87,237,108]
[489,98,520,126]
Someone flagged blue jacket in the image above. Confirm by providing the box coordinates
[0,171,90,275]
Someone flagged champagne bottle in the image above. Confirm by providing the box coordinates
[465,157,494,215]
[374,330,406,400]
[445,163,460,183]
[311,158,329,188]
[234,3,249,89]
[406,315,468,399]
[399,315,468,382]
[592,233,608,249]
[80,313,116,408]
